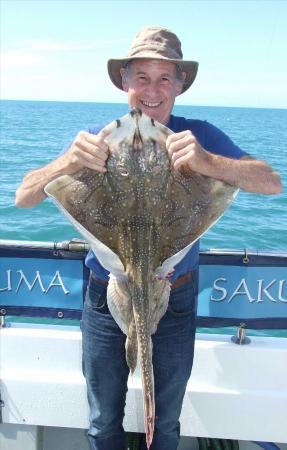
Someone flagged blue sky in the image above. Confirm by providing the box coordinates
[1,0,286,108]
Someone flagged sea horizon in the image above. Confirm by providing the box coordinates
[1,98,286,111]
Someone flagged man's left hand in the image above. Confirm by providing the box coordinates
[166,130,210,174]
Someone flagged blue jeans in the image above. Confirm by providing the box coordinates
[81,272,198,450]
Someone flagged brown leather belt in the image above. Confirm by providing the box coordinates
[170,271,192,290]
[90,271,193,290]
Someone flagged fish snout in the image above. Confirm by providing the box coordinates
[130,108,143,118]
[133,130,143,151]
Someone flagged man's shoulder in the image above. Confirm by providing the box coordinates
[170,115,223,135]
[169,115,207,133]
[170,115,215,147]
[170,114,248,158]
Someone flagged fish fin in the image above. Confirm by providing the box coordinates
[107,278,138,372]
[45,183,127,279]
[155,242,196,279]
[125,320,138,373]
[156,178,239,279]
[107,277,133,335]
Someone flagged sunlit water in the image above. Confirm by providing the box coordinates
[1,100,286,336]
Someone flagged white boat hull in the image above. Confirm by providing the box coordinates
[1,323,287,446]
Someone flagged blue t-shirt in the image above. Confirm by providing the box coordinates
[84,115,248,281]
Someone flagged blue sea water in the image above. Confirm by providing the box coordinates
[0,100,286,337]
[1,100,286,252]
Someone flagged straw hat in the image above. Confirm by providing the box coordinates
[107,26,198,94]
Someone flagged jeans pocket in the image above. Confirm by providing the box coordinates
[85,279,109,314]
[168,277,197,317]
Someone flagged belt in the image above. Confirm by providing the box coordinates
[170,271,192,290]
[90,271,193,290]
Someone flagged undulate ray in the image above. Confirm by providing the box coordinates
[44,108,238,448]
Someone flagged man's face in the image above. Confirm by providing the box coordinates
[120,59,185,125]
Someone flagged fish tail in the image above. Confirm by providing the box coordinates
[129,272,155,447]
[144,373,155,448]
[138,334,155,449]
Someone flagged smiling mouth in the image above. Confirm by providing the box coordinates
[140,100,162,108]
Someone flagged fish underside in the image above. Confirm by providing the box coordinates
[45,109,237,448]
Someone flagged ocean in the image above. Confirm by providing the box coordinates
[1,100,286,251]
[0,100,286,337]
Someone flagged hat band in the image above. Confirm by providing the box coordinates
[128,42,182,60]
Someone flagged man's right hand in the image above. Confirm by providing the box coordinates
[65,131,109,173]
[15,131,109,208]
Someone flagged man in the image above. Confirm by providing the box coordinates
[16,27,281,450]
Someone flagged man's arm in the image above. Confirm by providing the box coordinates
[166,131,282,195]
[15,131,109,208]
[198,154,282,195]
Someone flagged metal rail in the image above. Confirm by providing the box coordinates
[1,239,286,258]
[0,239,90,252]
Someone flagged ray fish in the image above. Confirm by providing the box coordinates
[44,108,238,448]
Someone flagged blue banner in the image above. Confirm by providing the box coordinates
[197,263,287,328]
[1,245,287,328]
[0,246,87,319]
